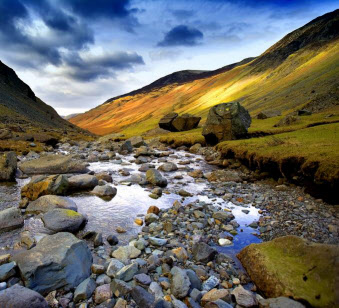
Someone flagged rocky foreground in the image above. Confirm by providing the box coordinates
[0,136,338,308]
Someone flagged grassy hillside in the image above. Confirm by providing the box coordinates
[71,10,339,136]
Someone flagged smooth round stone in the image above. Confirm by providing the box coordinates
[218,238,232,246]
[42,208,85,233]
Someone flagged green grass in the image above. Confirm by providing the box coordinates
[216,123,339,183]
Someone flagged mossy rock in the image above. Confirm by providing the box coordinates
[237,235,339,307]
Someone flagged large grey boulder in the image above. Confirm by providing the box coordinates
[159,112,201,132]
[202,102,251,145]
[26,195,77,214]
[0,152,17,182]
[0,285,48,308]
[19,155,88,175]
[13,232,92,294]
[42,208,85,233]
[68,174,98,191]
[0,207,24,233]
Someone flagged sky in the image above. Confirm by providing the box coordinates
[0,0,338,115]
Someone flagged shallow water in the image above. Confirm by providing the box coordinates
[0,150,261,256]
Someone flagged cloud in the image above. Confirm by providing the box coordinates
[171,9,196,19]
[158,25,204,47]
[62,51,145,82]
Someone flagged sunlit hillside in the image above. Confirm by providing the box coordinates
[71,10,339,136]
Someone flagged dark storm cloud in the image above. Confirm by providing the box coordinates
[158,25,204,47]
[63,52,145,82]
[0,0,143,79]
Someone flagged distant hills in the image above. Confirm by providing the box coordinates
[70,9,339,136]
[0,61,87,135]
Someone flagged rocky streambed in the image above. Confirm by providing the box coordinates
[0,137,338,308]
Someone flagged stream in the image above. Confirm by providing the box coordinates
[0,150,261,258]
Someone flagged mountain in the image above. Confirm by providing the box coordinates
[62,113,82,120]
[0,60,87,135]
[70,9,339,136]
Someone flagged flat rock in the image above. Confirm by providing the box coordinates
[42,208,85,233]
[13,232,92,294]
[0,207,24,233]
[26,195,77,214]
[237,235,339,307]
[0,285,48,308]
[115,263,138,282]
[112,246,141,263]
[19,155,88,175]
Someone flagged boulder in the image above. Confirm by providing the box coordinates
[256,110,281,119]
[146,169,168,187]
[202,102,251,145]
[19,155,88,175]
[0,152,17,182]
[68,174,98,191]
[21,175,69,201]
[26,195,77,214]
[92,185,117,198]
[172,114,201,131]
[0,207,24,233]
[127,136,146,148]
[159,112,179,131]
[159,112,201,132]
[0,285,48,308]
[237,236,339,307]
[13,232,92,295]
[298,109,312,116]
[274,115,300,127]
[42,208,85,233]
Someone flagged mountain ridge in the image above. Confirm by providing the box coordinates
[71,9,339,136]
